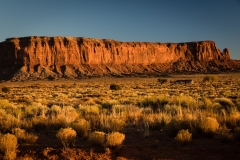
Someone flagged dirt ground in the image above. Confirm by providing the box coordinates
[12,128,240,160]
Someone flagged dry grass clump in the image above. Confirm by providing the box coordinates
[88,131,106,146]
[0,133,18,160]
[56,127,77,149]
[106,132,125,147]
[213,98,236,114]
[174,129,192,145]
[164,119,183,138]
[71,118,90,137]
[12,128,38,144]
[200,117,219,136]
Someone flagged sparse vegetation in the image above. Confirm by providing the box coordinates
[174,129,192,145]
[0,74,239,158]
[106,132,125,147]
[88,131,106,146]
[56,127,77,149]
[0,133,18,160]
[203,75,218,83]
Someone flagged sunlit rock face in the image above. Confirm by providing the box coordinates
[0,36,239,80]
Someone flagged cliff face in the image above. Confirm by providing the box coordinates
[0,36,238,80]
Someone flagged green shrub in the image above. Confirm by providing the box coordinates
[200,117,219,136]
[88,131,106,146]
[106,132,125,147]
[110,84,121,90]
[0,133,18,160]
[1,87,10,93]
[56,127,77,149]
[174,129,192,145]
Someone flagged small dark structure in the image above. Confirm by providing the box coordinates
[173,79,194,84]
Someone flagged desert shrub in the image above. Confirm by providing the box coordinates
[200,117,219,136]
[138,96,169,111]
[62,106,79,123]
[1,86,10,93]
[172,96,197,109]
[49,105,62,117]
[100,116,126,132]
[56,127,77,149]
[203,75,218,83]
[12,128,38,144]
[110,84,121,90]
[157,78,168,85]
[164,119,183,138]
[0,133,18,160]
[106,132,125,147]
[213,98,236,114]
[174,129,192,145]
[78,105,100,115]
[234,127,240,141]
[88,131,106,146]
[71,118,90,137]
[101,100,119,110]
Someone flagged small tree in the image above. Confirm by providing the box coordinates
[157,78,168,86]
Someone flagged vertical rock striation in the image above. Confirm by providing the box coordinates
[0,36,239,80]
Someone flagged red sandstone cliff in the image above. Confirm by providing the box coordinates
[0,36,239,80]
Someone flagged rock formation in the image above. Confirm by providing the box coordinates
[0,36,239,80]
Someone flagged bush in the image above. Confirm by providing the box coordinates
[174,129,192,145]
[56,127,77,149]
[0,133,18,160]
[12,127,38,144]
[139,96,169,111]
[1,87,10,93]
[200,117,219,136]
[164,119,183,138]
[71,118,90,137]
[157,78,168,85]
[203,75,218,83]
[88,131,106,146]
[106,132,125,147]
[213,98,236,114]
[110,84,122,90]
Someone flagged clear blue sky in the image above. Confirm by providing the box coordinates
[1,0,240,59]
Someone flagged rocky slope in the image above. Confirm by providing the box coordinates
[0,36,239,80]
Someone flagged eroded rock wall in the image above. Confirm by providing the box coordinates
[0,36,238,80]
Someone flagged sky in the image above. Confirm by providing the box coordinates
[0,0,240,59]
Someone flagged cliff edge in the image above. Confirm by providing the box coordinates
[0,36,239,80]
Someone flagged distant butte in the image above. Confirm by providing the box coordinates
[0,36,239,81]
